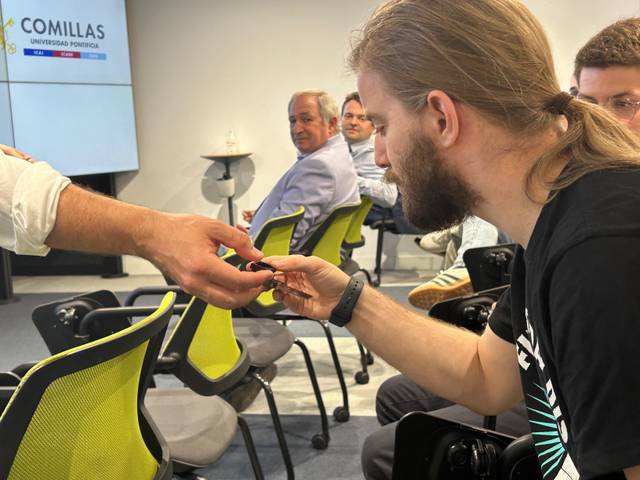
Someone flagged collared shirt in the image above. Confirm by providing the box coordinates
[249,134,360,249]
[0,150,70,255]
[348,136,397,208]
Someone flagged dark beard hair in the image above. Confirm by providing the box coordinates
[385,133,481,231]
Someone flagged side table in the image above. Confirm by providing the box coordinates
[201,152,252,225]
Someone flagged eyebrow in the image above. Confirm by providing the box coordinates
[579,91,638,102]
[611,92,639,99]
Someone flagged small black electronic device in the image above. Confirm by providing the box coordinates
[247,261,278,273]
[247,261,312,299]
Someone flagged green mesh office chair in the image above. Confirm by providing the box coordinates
[30,290,264,480]
[274,202,364,422]
[226,206,305,317]
[340,196,376,383]
[342,196,374,251]
[127,290,329,480]
[0,292,176,480]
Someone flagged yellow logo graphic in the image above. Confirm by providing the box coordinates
[0,18,16,54]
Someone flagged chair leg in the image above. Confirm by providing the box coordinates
[358,268,374,286]
[250,370,295,480]
[374,228,385,287]
[354,341,370,385]
[237,415,265,480]
[293,338,330,449]
[315,320,350,422]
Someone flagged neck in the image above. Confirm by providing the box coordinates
[467,124,567,248]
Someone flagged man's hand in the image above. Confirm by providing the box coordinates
[263,255,350,319]
[0,144,33,163]
[138,214,273,309]
[235,224,249,235]
[242,209,255,223]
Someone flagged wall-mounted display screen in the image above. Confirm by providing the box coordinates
[0,0,139,176]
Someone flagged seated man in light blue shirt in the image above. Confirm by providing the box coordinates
[341,92,398,208]
[244,90,360,250]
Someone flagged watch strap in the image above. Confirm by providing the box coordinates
[329,277,364,327]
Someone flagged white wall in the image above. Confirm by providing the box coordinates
[524,0,640,88]
[121,0,640,275]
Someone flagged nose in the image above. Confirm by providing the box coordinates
[292,120,305,135]
[374,135,389,167]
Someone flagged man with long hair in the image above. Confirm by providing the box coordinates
[265,1,640,478]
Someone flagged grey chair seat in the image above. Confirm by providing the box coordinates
[145,388,238,467]
[233,317,295,368]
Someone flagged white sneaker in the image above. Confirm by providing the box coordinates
[417,228,453,255]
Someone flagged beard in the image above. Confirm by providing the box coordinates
[384,133,481,231]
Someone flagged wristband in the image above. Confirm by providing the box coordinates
[329,277,364,327]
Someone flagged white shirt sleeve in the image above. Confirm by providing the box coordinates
[0,150,71,256]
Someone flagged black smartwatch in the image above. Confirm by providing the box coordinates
[329,277,365,327]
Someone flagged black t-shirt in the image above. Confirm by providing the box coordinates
[489,169,640,479]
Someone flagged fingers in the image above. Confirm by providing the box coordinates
[272,288,306,315]
[208,221,263,261]
[0,144,33,162]
[263,254,322,273]
[175,256,273,309]
[189,283,266,310]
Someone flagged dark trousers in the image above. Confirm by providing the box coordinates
[361,374,530,480]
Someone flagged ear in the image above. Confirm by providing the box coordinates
[422,90,459,149]
[328,116,338,135]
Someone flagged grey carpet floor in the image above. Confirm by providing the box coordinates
[0,285,419,479]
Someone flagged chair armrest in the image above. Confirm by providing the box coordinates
[0,386,17,414]
[0,372,21,386]
[124,286,186,306]
[370,218,399,234]
[11,362,38,379]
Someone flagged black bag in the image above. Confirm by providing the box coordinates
[392,412,542,480]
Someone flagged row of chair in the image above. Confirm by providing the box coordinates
[392,244,543,479]
[0,196,380,480]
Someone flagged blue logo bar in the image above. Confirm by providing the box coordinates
[80,52,107,60]
[24,48,53,57]
[23,48,107,60]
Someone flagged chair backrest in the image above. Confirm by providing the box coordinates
[392,412,542,480]
[462,243,517,292]
[0,292,176,480]
[343,196,373,250]
[252,205,305,254]
[226,206,304,316]
[160,297,250,396]
[296,202,360,266]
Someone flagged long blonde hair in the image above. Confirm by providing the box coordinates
[349,0,640,197]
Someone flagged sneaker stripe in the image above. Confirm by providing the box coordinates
[440,272,464,283]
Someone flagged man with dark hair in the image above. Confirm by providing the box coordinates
[341,91,397,208]
[574,17,640,136]
[265,2,640,479]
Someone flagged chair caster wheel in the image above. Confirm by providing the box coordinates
[366,352,374,365]
[333,406,350,422]
[355,371,370,384]
[373,280,381,287]
[312,433,329,450]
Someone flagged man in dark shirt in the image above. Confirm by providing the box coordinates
[264,3,640,479]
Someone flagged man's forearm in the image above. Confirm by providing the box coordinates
[45,184,157,258]
[346,286,522,414]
